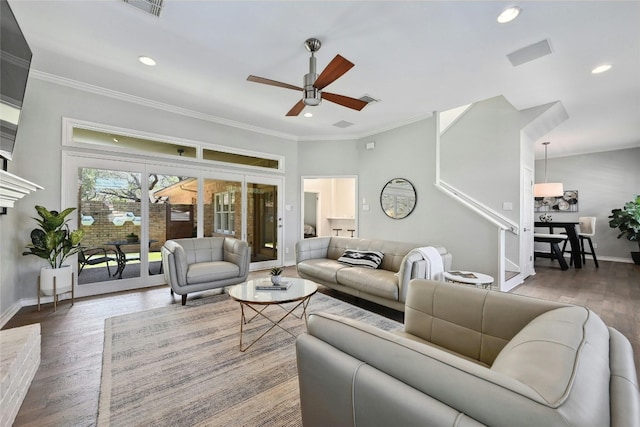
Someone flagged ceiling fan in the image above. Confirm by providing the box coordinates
[247,38,369,116]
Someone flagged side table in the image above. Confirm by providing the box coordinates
[443,271,494,289]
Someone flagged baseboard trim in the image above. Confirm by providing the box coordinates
[597,255,635,264]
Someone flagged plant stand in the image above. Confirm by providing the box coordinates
[37,272,75,312]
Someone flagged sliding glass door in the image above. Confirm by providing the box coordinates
[64,153,282,297]
[247,177,280,267]
[202,173,281,271]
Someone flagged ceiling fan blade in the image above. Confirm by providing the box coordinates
[286,100,306,116]
[322,92,368,111]
[247,75,302,91]
[313,55,354,90]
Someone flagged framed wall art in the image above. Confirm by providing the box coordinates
[534,190,578,213]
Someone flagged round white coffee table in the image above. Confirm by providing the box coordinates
[228,277,318,352]
[443,271,494,289]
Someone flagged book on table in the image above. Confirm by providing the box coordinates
[448,271,478,279]
[256,281,292,291]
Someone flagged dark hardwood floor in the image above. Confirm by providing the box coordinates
[3,261,639,426]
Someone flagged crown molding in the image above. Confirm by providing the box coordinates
[30,70,298,141]
[30,70,431,144]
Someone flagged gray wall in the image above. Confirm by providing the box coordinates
[441,96,526,266]
[535,147,640,261]
[299,116,502,280]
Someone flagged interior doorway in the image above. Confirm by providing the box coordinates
[301,176,357,238]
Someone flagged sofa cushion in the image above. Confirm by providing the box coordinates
[336,267,399,300]
[337,249,384,269]
[186,261,239,284]
[491,306,591,405]
[404,280,569,366]
[297,259,348,284]
[326,237,421,272]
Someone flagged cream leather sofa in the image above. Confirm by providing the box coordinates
[295,236,452,312]
[161,237,249,305]
[296,279,640,427]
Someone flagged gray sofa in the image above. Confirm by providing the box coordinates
[295,236,452,311]
[296,279,640,427]
[161,237,249,305]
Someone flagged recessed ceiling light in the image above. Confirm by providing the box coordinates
[497,6,521,24]
[591,64,612,74]
[303,112,313,118]
[138,56,157,66]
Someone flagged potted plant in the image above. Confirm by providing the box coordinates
[23,206,85,295]
[126,232,139,243]
[270,266,283,285]
[608,195,640,265]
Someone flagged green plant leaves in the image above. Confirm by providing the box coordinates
[23,206,85,268]
[608,195,640,250]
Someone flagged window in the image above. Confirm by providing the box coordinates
[214,191,235,235]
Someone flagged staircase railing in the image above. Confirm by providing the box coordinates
[435,109,519,291]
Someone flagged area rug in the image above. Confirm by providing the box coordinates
[97,291,402,426]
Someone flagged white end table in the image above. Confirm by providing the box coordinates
[443,271,494,289]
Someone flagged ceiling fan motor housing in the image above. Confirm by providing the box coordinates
[303,72,321,106]
[303,50,321,106]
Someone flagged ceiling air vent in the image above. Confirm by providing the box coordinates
[507,39,552,67]
[122,0,164,17]
[333,120,354,129]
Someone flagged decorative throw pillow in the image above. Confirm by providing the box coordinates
[337,249,384,269]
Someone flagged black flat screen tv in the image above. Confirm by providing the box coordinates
[1,0,32,161]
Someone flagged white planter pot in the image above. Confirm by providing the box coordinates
[40,265,73,296]
[270,275,282,285]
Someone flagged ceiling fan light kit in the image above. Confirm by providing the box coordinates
[247,37,369,116]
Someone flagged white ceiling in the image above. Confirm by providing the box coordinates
[8,0,640,159]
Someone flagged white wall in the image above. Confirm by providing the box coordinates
[535,147,640,261]
[0,77,299,315]
[302,178,333,237]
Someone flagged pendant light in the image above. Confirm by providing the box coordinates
[534,142,564,197]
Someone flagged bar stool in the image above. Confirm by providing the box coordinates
[562,217,599,268]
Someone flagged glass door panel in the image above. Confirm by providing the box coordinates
[246,177,281,269]
[147,173,198,275]
[204,178,242,239]
[78,167,142,284]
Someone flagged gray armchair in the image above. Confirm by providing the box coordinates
[161,237,250,305]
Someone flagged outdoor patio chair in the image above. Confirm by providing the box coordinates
[78,246,118,277]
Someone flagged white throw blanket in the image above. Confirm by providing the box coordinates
[415,246,445,281]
